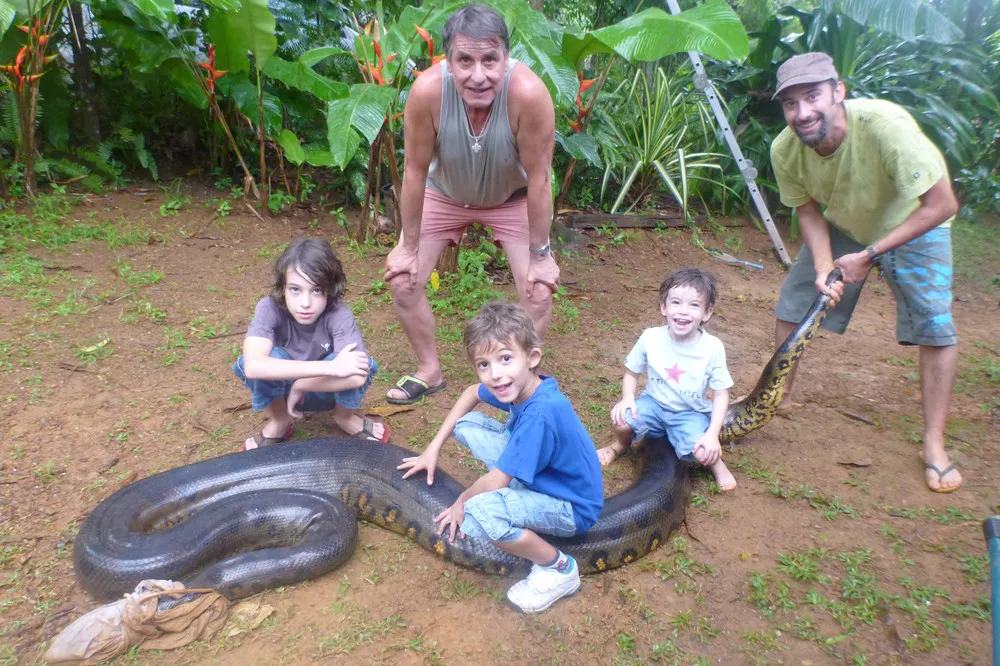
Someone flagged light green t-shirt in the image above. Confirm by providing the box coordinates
[770,98,950,246]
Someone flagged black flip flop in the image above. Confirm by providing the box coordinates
[386,375,447,405]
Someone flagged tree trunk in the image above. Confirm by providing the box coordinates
[70,3,100,144]
[438,246,459,273]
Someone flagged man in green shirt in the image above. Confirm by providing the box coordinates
[769,52,962,493]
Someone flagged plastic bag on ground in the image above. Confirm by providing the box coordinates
[44,580,230,666]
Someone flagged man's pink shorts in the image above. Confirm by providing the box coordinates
[420,187,528,245]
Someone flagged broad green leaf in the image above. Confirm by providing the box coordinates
[0,0,15,37]
[205,0,276,73]
[228,80,283,134]
[304,148,336,168]
[569,1,749,67]
[277,129,305,165]
[511,39,576,108]
[163,59,208,110]
[326,84,395,169]
[98,17,177,73]
[556,131,601,167]
[123,0,173,22]
[264,57,348,101]
[837,0,961,44]
[299,46,352,67]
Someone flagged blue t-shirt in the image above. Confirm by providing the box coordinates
[477,377,604,532]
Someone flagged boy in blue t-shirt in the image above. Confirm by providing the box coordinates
[398,301,603,613]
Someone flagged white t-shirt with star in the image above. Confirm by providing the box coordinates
[624,326,734,413]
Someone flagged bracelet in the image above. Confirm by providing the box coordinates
[864,245,881,263]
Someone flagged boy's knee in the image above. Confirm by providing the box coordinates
[463,493,521,543]
[453,412,493,442]
[344,373,367,391]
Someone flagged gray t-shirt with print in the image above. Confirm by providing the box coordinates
[245,297,365,361]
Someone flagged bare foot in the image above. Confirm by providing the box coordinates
[244,419,293,451]
[333,407,386,441]
[386,371,444,402]
[923,451,962,492]
[709,459,737,491]
[597,445,622,468]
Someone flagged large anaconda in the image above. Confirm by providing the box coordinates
[74,271,842,601]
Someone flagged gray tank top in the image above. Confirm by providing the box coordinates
[426,59,529,207]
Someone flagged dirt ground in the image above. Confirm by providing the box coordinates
[1,183,999,666]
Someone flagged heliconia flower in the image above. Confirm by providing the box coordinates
[15,47,27,68]
[568,119,580,133]
[17,24,29,33]
[37,34,50,46]
[198,61,213,71]
[212,70,227,80]
[23,73,43,82]
[415,25,435,57]
[43,54,58,64]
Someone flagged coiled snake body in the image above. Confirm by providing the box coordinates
[74,272,841,601]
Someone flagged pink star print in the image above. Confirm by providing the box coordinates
[664,362,685,383]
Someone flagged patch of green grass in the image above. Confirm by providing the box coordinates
[33,460,59,484]
[317,612,406,655]
[776,549,830,583]
[120,300,167,324]
[951,217,1000,291]
[114,260,164,287]
[188,316,230,339]
[959,553,988,584]
[74,337,114,364]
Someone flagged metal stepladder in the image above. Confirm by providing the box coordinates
[664,0,792,267]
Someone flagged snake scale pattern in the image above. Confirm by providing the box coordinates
[74,271,841,601]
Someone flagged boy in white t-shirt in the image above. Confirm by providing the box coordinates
[598,268,737,490]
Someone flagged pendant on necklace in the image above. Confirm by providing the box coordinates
[472,139,482,153]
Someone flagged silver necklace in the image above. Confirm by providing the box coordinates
[467,105,487,153]
[470,120,486,153]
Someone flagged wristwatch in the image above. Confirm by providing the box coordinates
[864,245,881,263]
[529,243,551,257]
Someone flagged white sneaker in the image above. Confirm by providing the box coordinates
[506,557,581,613]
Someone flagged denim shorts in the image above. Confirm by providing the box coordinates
[232,347,378,412]
[775,225,957,346]
[451,412,578,543]
[623,393,709,461]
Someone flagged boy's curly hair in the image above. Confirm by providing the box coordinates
[271,238,346,313]
[464,301,541,360]
[659,267,718,308]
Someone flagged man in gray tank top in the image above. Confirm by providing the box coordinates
[383,4,559,405]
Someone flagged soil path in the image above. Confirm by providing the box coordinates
[1,185,998,665]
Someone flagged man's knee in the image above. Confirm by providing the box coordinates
[388,273,426,303]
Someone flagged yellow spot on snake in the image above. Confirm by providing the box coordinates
[341,488,349,503]
[650,538,660,551]
[386,509,397,523]
[624,554,634,563]
[596,558,607,571]
[407,527,416,538]
[434,540,446,555]
[498,566,507,576]
[358,494,367,508]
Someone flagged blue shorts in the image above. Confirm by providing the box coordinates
[232,347,378,412]
[624,393,709,461]
[451,412,578,543]
[775,225,957,346]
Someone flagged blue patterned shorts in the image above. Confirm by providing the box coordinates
[775,225,957,346]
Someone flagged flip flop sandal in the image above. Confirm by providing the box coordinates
[386,375,447,406]
[354,418,391,443]
[243,425,294,452]
[925,462,961,493]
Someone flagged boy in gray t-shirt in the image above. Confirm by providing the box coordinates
[599,268,737,491]
[232,239,388,450]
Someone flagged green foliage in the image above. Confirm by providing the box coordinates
[601,66,729,216]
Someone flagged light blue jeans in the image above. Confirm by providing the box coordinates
[232,347,378,412]
[624,393,710,461]
[452,412,578,543]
